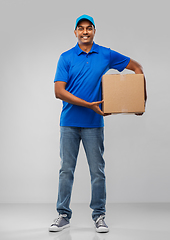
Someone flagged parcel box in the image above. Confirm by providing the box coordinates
[102,74,145,114]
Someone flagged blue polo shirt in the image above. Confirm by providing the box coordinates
[54,42,130,127]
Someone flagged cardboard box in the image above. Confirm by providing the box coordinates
[102,74,145,114]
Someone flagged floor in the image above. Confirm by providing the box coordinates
[0,203,170,240]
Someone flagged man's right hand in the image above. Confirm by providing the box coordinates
[89,100,111,116]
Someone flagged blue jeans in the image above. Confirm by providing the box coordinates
[56,127,106,221]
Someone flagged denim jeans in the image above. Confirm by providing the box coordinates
[56,126,106,221]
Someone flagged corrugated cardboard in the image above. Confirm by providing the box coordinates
[102,74,145,114]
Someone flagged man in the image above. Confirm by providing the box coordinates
[49,14,147,233]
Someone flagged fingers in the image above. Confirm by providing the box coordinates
[135,112,144,116]
[104,113,112,116]
[94,100,104,105]
[89,100,105,116]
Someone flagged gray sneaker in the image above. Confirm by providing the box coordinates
[94,215,109,233]
[49,214,70,232]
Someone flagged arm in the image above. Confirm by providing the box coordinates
[126,59,143,74]
[126,59,147,101]
[126,59,147,115]
[54,81,105,116]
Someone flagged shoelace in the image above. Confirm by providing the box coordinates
[53,214,67,224]
[96,215,105,225]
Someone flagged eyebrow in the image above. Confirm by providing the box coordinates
[77,25,93,28]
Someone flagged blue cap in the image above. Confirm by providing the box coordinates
[75,14,95,30]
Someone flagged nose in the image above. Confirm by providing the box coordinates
[83,28,88,34]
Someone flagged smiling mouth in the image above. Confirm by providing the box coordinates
[81,36,89,39]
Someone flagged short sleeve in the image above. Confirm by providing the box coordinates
[109,49,130,72]
[54,54,69,83]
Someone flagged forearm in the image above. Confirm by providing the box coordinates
[134,65,147,102]
[126,59,143,74]
[55,83,105,116]
[56,88,91,108]
[126,59,147,101]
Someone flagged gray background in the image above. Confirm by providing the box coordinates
[0,0,170,204]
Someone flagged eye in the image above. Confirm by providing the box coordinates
[87,27,93,31]
[78,27,83,31]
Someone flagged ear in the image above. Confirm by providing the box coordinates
[94,28,96,35]
[74,30,77,37]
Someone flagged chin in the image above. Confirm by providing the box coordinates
[81,40,93,44]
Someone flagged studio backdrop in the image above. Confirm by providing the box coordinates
[0,0,170,203]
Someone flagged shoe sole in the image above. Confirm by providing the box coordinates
[49,223,70,232]
[96,227,109,233]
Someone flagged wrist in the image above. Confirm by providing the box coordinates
[86,102,92,109]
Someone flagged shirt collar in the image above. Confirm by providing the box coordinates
[75,42,99,55]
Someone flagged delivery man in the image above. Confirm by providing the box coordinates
[49,14,147,233]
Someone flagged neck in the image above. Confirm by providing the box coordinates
[78,42,93,53]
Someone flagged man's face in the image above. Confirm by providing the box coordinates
[74,20,96,45]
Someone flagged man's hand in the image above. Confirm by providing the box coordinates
[89,100,104,115]
[135,112,144,116]
[89,100,111,116]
